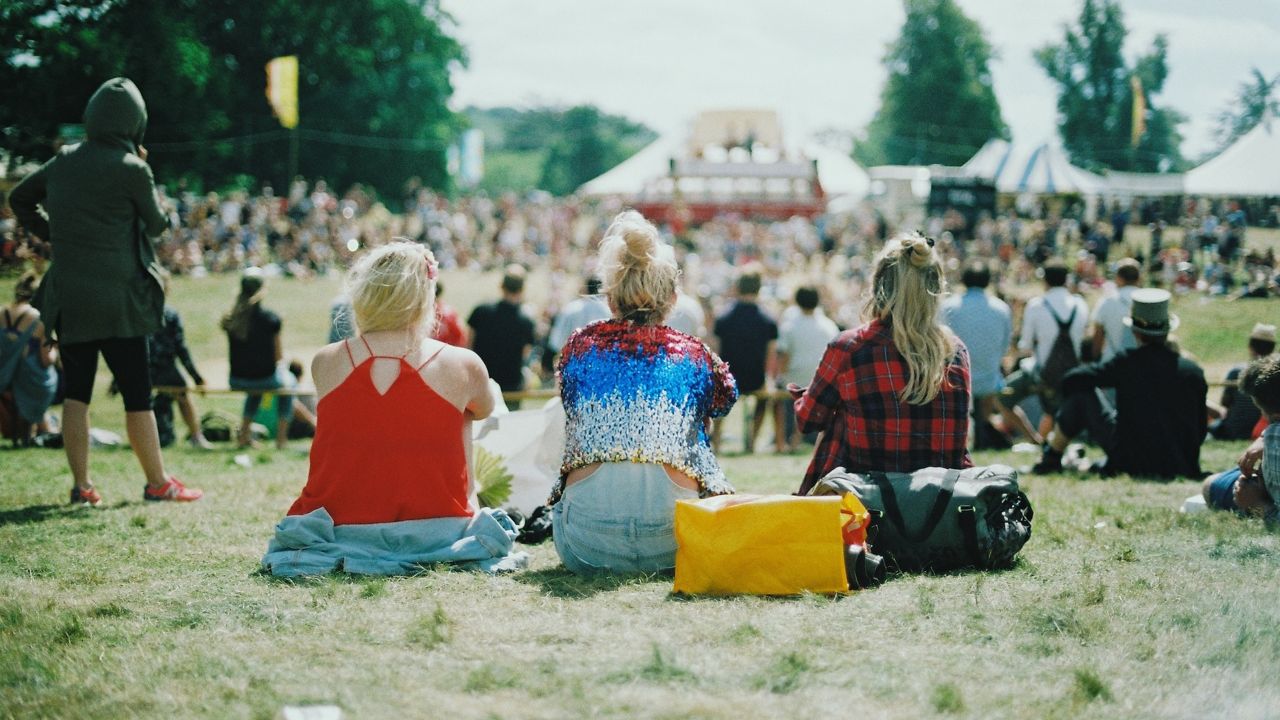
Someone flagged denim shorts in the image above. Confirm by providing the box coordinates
[552,462,699,575]
[1206,467,1242,512]
[230,366,294,422]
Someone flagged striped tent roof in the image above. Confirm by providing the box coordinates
[962,139,1106,195]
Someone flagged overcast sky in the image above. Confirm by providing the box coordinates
[439,0,1280,161]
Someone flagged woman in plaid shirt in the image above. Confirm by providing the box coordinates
[792,233,972,494]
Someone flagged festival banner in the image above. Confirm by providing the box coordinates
[266,55,299,129]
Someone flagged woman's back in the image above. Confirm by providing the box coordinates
[794,233,973,494]
[803,320,971,481]
[227,304,280,379]
[555,320,736,501]
[289,337,480,525]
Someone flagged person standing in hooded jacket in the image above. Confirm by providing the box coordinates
[8,77,202,506]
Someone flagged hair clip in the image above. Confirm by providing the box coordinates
[925,236,936,248]
[425,257,438,281]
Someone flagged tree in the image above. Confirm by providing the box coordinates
[464,105,655,196]
[1213,68,1279,152]
[0,0,465,197]
[1035,0,1184,172]
[854,0,1008,168]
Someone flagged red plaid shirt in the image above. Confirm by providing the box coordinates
[795,319,972,493]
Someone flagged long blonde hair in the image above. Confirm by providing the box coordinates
[346,240,437,340]
[865,232,956,405]
[598,210,678,325]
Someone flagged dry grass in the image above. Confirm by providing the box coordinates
[3,439,1280,718]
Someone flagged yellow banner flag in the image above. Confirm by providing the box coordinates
[266,55,299,129]
[1130,75,1146,148]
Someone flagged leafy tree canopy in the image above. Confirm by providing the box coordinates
[1035,0,1184,172]
[1,0,466,198]
[1212,68,1279,155]
[464,105,655,197]
[855,0,1008,168]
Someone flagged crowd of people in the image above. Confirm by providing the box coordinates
[3,77,1279,580]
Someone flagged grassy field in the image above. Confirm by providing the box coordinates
[3,253,1280,718]
[3,441,1280,719]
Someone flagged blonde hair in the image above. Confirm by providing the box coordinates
[598,210,678,325]
[346,240,437,338]
[865,232,956,405]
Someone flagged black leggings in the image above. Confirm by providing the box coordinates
[61,337,153,412]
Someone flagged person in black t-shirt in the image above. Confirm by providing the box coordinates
[468,265,536,409]
[713,265,778,453]
[221,269,292,448]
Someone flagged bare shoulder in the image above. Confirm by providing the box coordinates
[430,342,487,380]
[311,341,354,397]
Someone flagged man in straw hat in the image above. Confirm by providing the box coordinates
[1207,322,1276,440]
[1033,288,1207,478]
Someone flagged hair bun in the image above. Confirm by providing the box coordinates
[622,227,656,268]
[905,236,933,269]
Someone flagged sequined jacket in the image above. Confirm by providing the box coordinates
[551,320,737,504]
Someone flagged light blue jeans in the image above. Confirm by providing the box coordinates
[552,462,699,575]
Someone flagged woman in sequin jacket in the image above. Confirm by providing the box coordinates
[552,210,737,575]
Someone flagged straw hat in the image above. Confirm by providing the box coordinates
[1250,323,1277,343]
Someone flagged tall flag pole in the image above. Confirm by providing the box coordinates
[266,55,300,179]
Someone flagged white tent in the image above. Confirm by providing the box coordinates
[806,143,870,200]
[963,139,1106,195]
[577,135,680,198]
[1101,171,1184,200]
[1184,118,1280,197]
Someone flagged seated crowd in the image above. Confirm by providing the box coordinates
[7,78,1272,580]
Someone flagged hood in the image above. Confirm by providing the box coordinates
[83,77,147,151]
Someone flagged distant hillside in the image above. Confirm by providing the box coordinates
[463,105,657,196]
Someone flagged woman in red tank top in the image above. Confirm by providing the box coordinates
[286,242,496,525]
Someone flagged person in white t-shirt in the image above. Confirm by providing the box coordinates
[665,289,708,340]
[1002,259,1089,435]
[775,285,839,452]
[548,277,611,354]
[1091,258,1141,363]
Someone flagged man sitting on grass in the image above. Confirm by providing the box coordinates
[1032,288,1206,479]
[1203,354,1280,522]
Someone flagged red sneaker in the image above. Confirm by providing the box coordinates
[70,485,103,507]
[143,476,203,502]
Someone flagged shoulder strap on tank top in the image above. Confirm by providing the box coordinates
[343,338,356,367]
[416,343,448,371]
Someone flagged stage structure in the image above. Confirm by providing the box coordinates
[579,109,869,226]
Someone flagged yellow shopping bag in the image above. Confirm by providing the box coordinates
[672,493,869,596]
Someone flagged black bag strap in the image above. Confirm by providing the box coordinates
[872,468,961,544]
[957,505,983,566]
[1044,302,1077,331]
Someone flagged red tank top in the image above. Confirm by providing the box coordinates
[287,338,472,524]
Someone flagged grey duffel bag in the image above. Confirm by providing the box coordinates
[808,465,1033,573]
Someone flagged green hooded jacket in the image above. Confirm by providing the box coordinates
[7,77,167,344]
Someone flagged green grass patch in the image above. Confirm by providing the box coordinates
[1,270,1280,716]
[931,682,965,714]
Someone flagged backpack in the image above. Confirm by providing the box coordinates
[1037,303,1079,394]
[200,410,238,443]
[807,465,1033,573]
